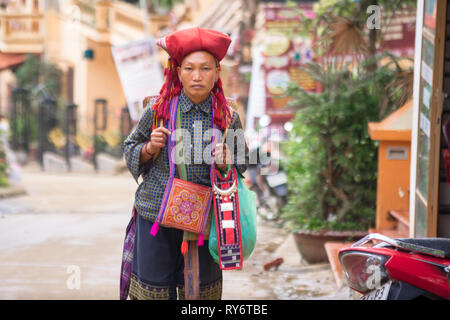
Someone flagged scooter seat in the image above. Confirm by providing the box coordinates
[397,237,450,258]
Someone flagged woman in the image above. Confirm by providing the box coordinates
[121,27,249,300]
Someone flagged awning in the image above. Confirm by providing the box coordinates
[195,0,244,36]
[0,52,26,71]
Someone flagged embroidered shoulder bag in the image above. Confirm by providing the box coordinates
[149,95,215,242]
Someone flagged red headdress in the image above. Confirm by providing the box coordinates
[154,27,232,130]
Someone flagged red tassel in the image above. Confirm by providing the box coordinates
[153,58,181,123]
[181,241,188,255]
[212,77,232,131]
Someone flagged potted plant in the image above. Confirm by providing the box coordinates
[281,55,412,263]
[279,0,415,263]
[0,138,10,188]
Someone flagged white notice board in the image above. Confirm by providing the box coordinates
[112,37,163,121]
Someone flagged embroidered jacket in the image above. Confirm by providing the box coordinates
[123,90,249,222]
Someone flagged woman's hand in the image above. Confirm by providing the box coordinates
[214,143,232,171]
[147,127,171,155]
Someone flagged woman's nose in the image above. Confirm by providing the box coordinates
[192,69,201,80]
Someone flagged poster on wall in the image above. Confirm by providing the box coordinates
[262,3,316,118]
[379,6,416,57]
[111,37,163,121]
[424,0,437,36]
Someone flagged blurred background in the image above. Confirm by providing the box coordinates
[0,0,420,300]
[0,0,415,174]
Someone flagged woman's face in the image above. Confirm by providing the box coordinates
[177,51,219,105]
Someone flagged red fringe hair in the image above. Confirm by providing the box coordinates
[152,58,232,131]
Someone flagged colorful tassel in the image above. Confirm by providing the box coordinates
[212,77,232,131]
[153,58,181,123]
[150,222,159,237]
[197,234,204,247]
[181,240,188,255]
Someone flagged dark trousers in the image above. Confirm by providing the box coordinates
[129,212,222,300]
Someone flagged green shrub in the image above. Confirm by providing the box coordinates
[281,60,401,232]
[0,130,10,188]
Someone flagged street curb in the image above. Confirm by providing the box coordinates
[0,185,27,199]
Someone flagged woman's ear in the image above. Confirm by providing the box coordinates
[215,67,220,83]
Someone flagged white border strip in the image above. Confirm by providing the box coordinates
[410,0,425,238]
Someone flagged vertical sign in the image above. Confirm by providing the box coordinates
[111,37,163,121]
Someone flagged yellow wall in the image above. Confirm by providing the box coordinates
[43,5,131,138]
[0,69,15,116]
[85,38,126,135]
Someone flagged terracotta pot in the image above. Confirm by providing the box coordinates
[293,230,368,264]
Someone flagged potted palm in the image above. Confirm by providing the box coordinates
[281,61,375,263]
[280,0,415,264]
[281,55,413,263]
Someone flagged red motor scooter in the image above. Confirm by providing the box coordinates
[338,233,450,300]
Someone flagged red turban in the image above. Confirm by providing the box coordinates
[157,27,231,65]
[152,27,232,130]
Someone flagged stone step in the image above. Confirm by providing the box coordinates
[96,152,124,174]
[388,210,410,237]
[43,152,68,172]
[389,210,410,227]
[41,152,124,174]
[324,241,354,289]
[69,156,95,173]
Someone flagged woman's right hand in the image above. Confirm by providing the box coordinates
[147,127,171,155]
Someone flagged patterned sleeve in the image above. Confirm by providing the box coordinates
[123,98,155,184]
[226,110,249,176]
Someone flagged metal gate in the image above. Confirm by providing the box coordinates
[10,88,33,154]
[9,89,133,171]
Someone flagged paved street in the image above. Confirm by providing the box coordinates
[0,162,135,299]
[0,162,350,300]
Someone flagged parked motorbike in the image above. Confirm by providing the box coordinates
[339,233,450,300]
[253,170,287,222]
[249,162,287,222]
[264,170,288,203]
[247,143,288,222]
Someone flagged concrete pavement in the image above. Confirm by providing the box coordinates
[0,162,135,299]
[0,162,352,300]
